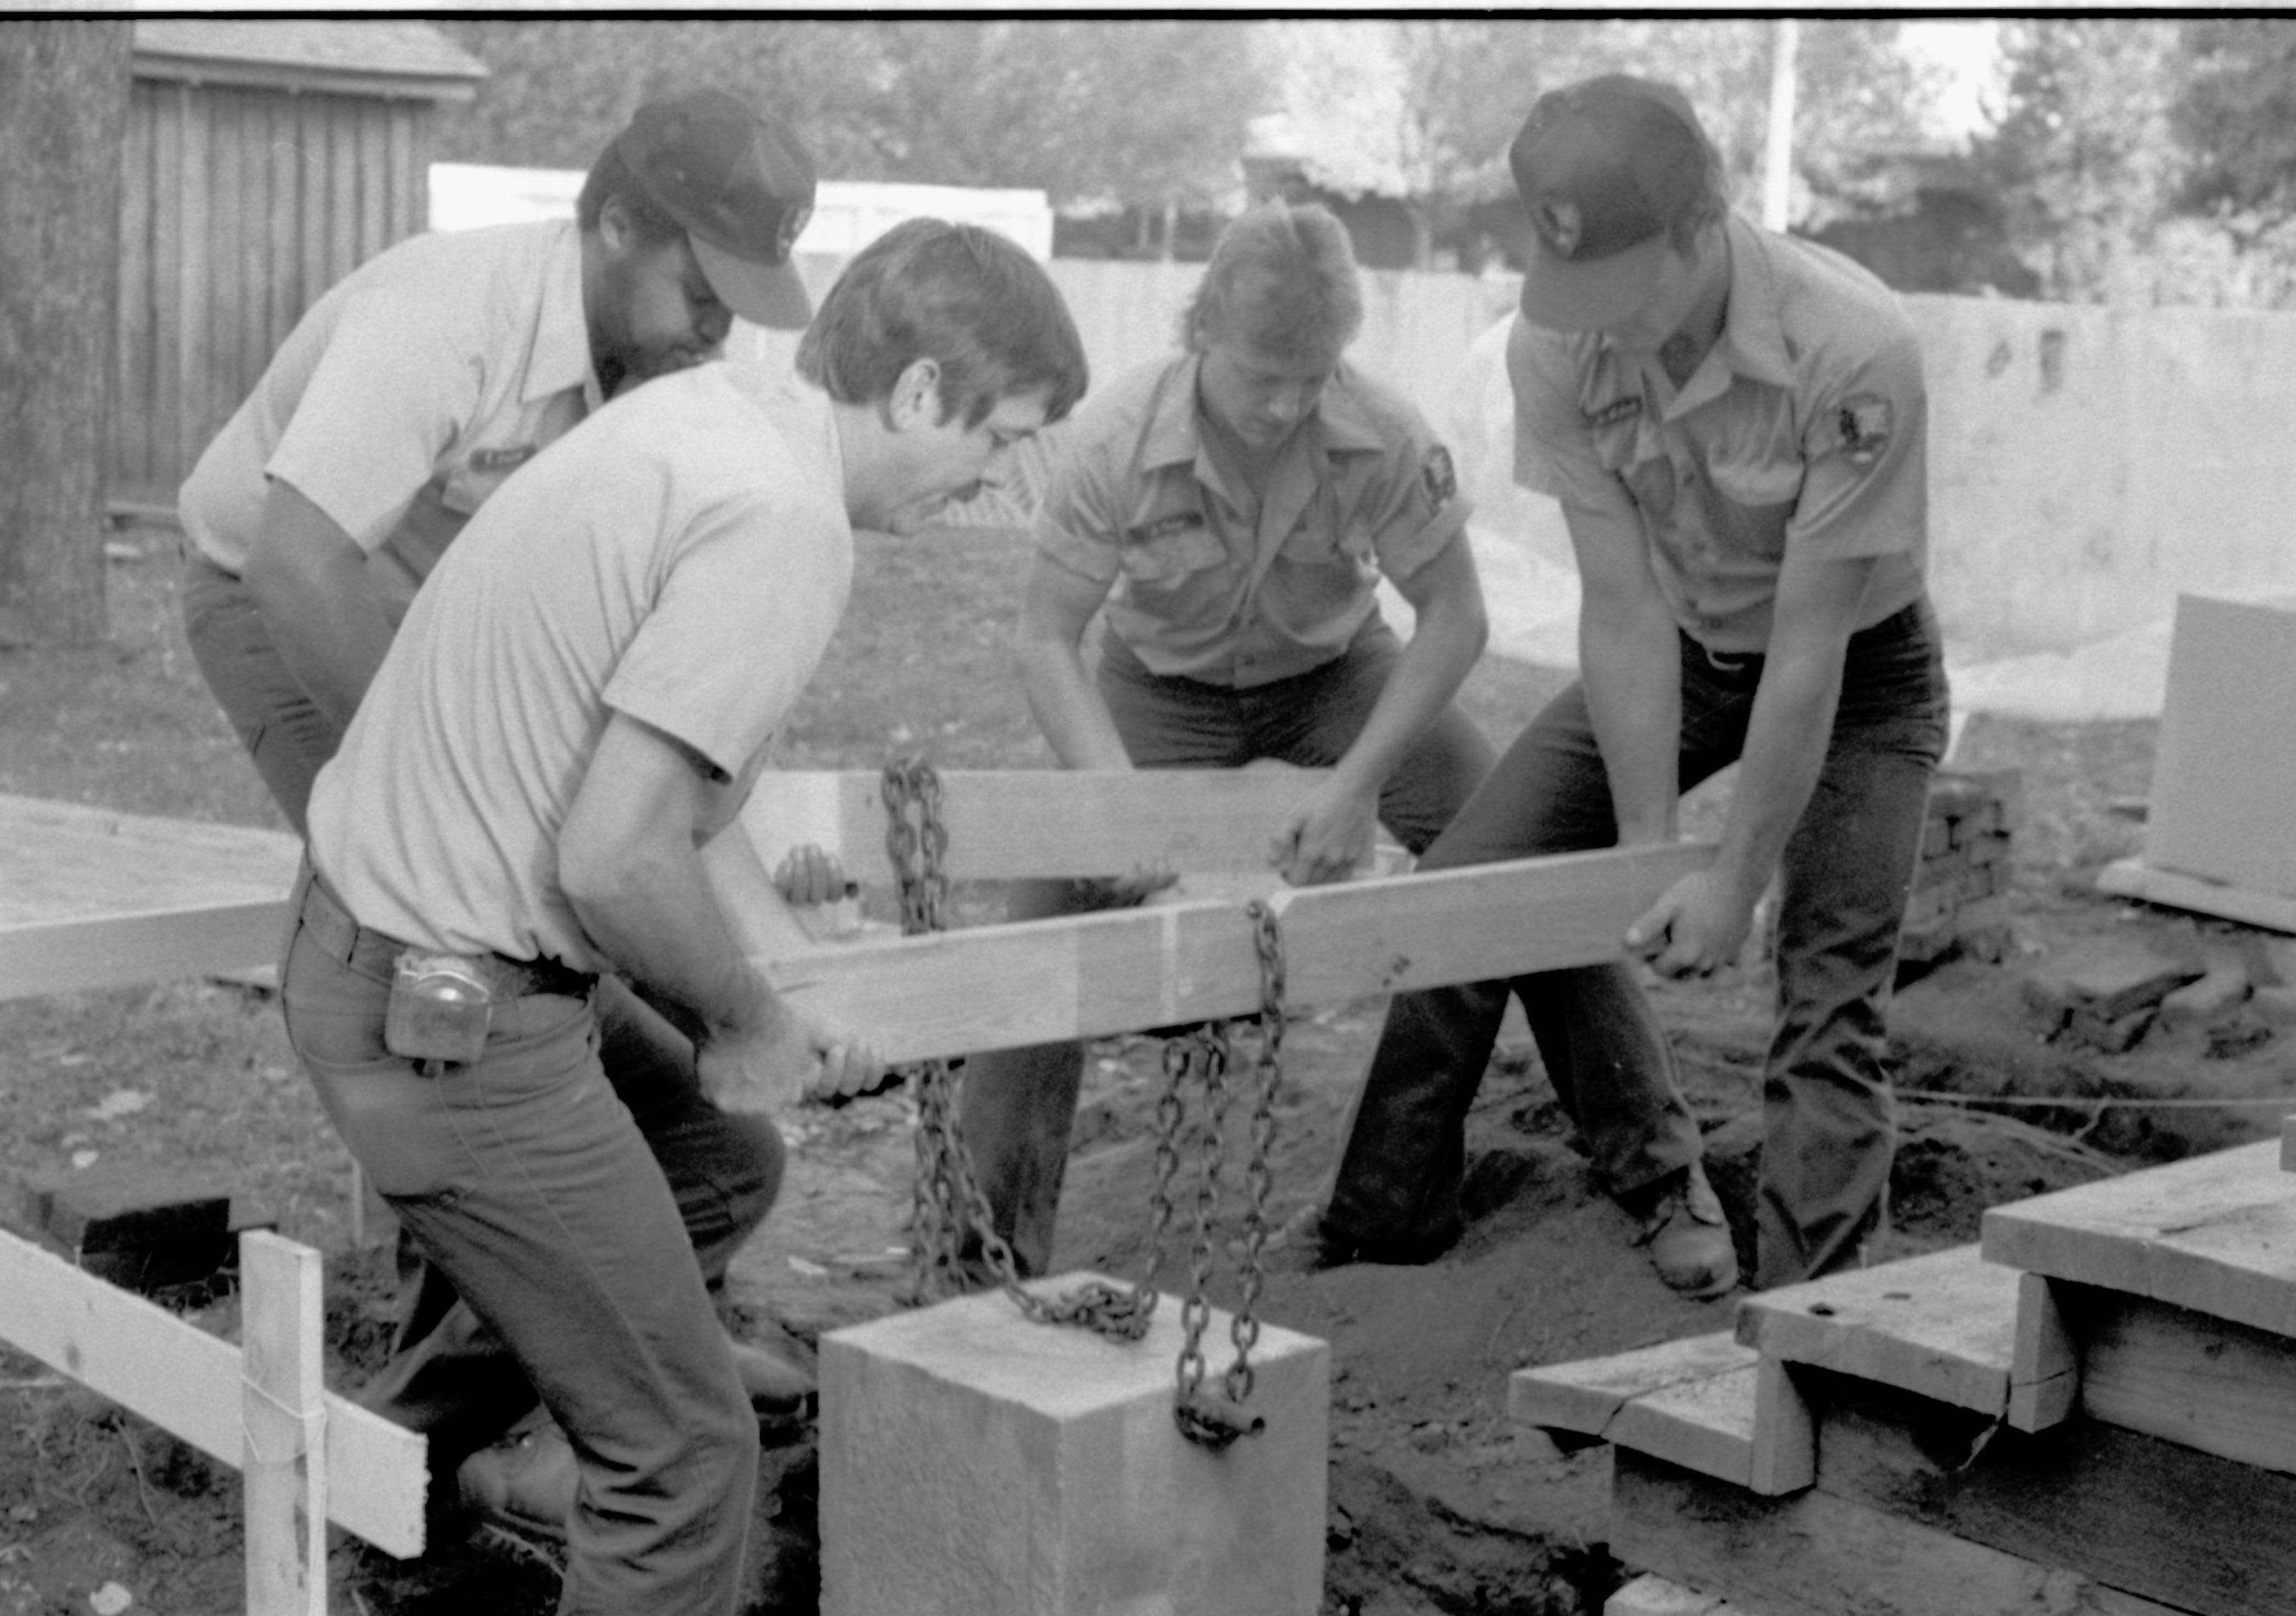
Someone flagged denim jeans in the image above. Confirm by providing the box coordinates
[1323,600,1949,1288]
[179,549,342,837]
[283,875,775,1612]
[958,619,1497,1275]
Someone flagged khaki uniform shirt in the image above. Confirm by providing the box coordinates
[308,369,852,970]
[179,222,600,619]
[1511,215,1928,656]
[1035,354,1470,687]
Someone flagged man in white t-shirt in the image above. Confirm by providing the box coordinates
[283,220,1087,1606]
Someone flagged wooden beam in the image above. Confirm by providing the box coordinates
[1733,1244,2030,1420]
[735,842,1714,1064]
[1509,1330,1755,1441]
[1983,1139,2296,1339]
[1808,1371,2296,1616]
[1614,1446,2188,1616]
[2070,1283,2296,1477]
[740,768,1339,885]
[0,899,291,1000]
[0,1228,426,1558]
[2007,1274,2077,1432]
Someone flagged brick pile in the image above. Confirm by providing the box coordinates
[1896,768,2020,967]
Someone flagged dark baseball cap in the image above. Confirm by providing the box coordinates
[617,88,817,331]
[1509,74,1716,332]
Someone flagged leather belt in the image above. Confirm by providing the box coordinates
[298,870,593,1000]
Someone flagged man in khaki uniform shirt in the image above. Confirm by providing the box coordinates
[1307,75,1947,1296]
[961,203,1497,1279]
[179,86,817,834]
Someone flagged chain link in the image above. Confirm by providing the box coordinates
[884,757,1154,1342]
[877,758,1290,1445]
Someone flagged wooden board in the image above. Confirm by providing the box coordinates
[1614,1446,2188,1616]
[2095,855,2296,936]
[1608,1363,1761,1491]
[1733,1244,2030,1420]
[740,767,1339,885]
[0,793,300,1001]
[732,841,1714,1062]
[0,1228,425,1558]
[2071,1283,2296,1476]
[1981,1139,2296,1340]
[1509,1330,1757,1440]
[1809,1371,2296,1616]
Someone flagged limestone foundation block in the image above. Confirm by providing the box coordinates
[821,1273,1329,1616]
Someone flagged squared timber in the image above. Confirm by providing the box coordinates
[1981,1139,2296,1339]
[727,841,1715,1065]
[739,767,1338,885]
[1804,1371,2296,1616]
[1614,1444,2191,1616]
[1733,1243,2044,1423]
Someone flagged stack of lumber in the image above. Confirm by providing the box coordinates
[1512,1137,2296,1616]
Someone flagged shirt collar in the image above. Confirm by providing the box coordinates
[1709,215,1796,391]
[1139,352,1387,475]
[526,221,599,408]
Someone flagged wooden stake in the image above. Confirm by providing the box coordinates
[242,1231,327,1616]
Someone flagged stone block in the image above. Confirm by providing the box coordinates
[821,1274,1328,1616]
[1605,1571,1732,1615]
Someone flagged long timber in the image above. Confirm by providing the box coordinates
[741,767,1336,882]
[726,841,1714,1063]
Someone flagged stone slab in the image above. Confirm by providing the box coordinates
[820,1273,1327,1616]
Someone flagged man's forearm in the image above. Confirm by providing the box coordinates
[1713,649,1845,903]
[1332,600,1484,796]
[566,832,780,1044]
[1017,637,1133,771]
[244,485,398,730]
[1579,602,1682,845]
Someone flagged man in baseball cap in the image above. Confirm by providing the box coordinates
[175,85,831,1537]
[1507,73,1727,335]
[614,85,816,332]
[1307,73,1950,1299]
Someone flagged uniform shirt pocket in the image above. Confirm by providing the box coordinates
[1119,517,1225,590]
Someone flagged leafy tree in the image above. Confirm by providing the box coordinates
[1264,18,1939,267]
[1969,19,2185,302]
[432,20,1262,212]
[2171,18,2296,225]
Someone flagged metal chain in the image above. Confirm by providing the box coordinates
[1171,1023,1229,1425]
[883,757,1154,1342]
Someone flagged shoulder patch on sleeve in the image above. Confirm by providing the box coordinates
[1420,444,1458,507]
[1834,393,1894,468]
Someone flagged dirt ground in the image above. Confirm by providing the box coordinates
[5,540,2290,1615]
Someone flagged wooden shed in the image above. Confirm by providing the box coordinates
[116,21,486,503]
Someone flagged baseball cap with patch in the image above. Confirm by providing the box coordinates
[617,88,817,331]
[1509,74,1716,332]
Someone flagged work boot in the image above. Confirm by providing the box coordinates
[729,1334,817,1418]
[456,1413,575,1544]
[1624,1161,1739,1301]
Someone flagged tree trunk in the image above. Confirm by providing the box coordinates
[0,21,130,647]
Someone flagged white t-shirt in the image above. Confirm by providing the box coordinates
[307,367,852,970]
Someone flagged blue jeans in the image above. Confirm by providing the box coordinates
[179,549,341,837]
[958,619,1497,1275]
[1324,600,1949,1288]
[282,873,772,1612]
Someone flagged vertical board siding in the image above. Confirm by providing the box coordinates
[113,80,439,502]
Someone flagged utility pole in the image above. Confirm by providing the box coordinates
[1762,17,1799,232]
